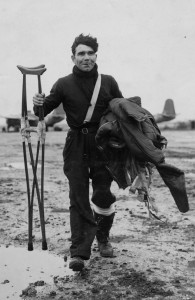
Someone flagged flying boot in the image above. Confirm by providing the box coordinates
[94,212,115,257]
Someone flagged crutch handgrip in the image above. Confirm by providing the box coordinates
[25,127,38,133]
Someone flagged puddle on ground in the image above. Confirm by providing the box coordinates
[0,245,74,300]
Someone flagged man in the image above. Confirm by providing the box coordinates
[33,34,123,271]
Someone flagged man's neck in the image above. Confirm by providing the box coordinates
[73,64,98,78]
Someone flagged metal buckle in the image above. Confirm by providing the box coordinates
[81,127,88,134]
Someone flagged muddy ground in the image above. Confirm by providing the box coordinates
[0,130,195,300]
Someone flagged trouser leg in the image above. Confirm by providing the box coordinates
[68,176,97,259]
[90,159,116,257]
[90,159,116,209]
[64,167,97,260]
[93,207,115,257]
[63,130,97,260]
[94,211,115,242]
[69,205,96,259]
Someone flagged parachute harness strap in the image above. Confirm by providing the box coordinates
[130,164,165,222]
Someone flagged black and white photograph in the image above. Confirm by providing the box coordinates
[0,0,195,299]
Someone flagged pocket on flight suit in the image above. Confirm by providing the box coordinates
[63,129,75,173]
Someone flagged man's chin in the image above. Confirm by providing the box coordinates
[80,66,94,72]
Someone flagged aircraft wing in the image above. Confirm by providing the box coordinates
[0,114,21,119]
[154,113,176,123]
[1,112,38,121]
[1,112,38,132]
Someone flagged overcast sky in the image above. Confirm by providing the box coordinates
[0,0,195,120]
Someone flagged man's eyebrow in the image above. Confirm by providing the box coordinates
[77,50,95,55]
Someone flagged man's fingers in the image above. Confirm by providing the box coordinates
[34,92,45,98]
[35,92,45,97]
[33,99,44,106]
[33,93,45,106]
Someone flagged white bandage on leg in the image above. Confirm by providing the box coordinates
[92,203,115,216]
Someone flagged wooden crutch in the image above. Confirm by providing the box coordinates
[17,65,47,251]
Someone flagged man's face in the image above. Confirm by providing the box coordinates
[71,44,97,72]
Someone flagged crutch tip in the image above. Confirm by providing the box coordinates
[28,243,34,251]
[42,241,48,250]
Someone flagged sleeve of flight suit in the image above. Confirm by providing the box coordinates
[33,79,63,117]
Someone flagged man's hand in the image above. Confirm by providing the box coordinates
[33,93,45,106]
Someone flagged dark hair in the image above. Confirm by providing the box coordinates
[71,34,99,55]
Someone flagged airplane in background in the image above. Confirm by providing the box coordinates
[0,103,65,132]
[0,111,38,132]
[153,99,176,123]
[1,99,176,132]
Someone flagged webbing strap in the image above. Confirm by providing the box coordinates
[84,74,101,123]
[144,194,163,222]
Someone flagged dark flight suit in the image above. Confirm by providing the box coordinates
[34,64,123,259]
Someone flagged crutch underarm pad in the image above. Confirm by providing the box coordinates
[17,65,46,75]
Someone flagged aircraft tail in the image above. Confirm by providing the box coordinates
[162,99,176,117]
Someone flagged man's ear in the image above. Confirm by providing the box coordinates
[71,55,75,63]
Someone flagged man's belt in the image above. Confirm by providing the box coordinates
[70,122,99,134]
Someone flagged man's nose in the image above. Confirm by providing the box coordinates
[83,53,90,60]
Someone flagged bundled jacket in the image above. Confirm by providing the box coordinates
[96,97,189,213]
